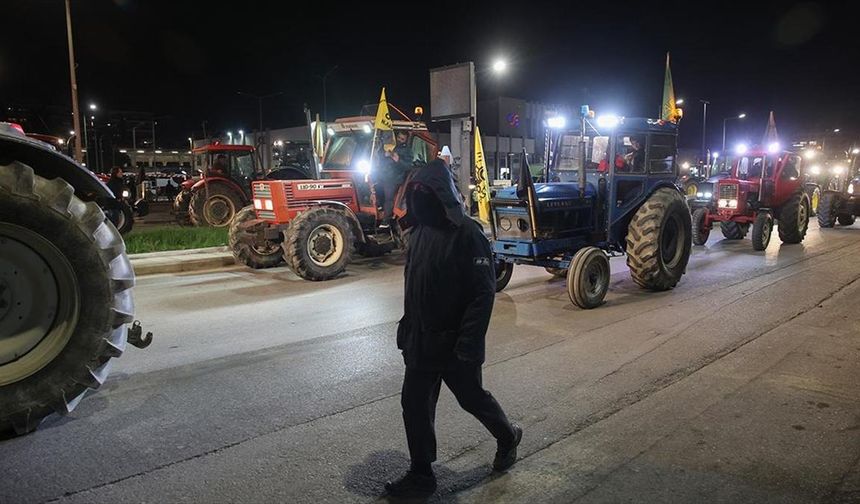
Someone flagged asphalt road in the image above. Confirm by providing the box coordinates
[2,221,859,503]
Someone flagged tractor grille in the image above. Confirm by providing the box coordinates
[257,210,276,220]
[253,183,272,199]
[719,184,738,200]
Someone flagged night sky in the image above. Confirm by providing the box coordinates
[2,0,858,150]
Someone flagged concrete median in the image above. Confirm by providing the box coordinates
[129,246,238,276]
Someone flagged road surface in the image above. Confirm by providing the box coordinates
[1,221,859,503]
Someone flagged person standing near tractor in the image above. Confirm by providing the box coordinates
[384,159,522,498]
[379,130,413,229]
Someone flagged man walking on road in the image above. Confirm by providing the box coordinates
[385,159,522,498]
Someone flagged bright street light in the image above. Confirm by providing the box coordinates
[492,59,507,74]
[675,98,684,105]
[722,113,747,152]
[713,151,720,159]
[69,130,75,135]
[546,116,566,129]
[834,129,841,133]
[737,113,747,119]
[88,103,97,111]
[596,114,620,129]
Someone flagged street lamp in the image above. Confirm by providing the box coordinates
[88,103,97,111]
[675,99,684,105]
[492,58,508,74]
[722,113,746,152]
[238,129,245,144]
[227,131,233,144]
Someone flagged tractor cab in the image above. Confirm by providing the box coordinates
[321,117,437,211]
[715,148,804,215]
[190,144,262,197]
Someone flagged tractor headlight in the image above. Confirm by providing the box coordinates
[357,159,371,175]
[264,199,274,211]
[704,191,713,199]
[849,183,855,195]
[121,189,130,198]
[718,199,728,208]
[696,192,704,198]
[728,199,738,208]
[254,198,263,210]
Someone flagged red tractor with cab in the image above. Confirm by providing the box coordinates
[691,147,813,250]
[174,143,311,227]
[228,112,438,280]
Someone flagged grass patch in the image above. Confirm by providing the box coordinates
[124,225,229,254]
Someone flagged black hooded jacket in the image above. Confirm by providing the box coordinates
[396,159,496,369]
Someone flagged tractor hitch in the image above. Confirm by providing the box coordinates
[128,320,153,349]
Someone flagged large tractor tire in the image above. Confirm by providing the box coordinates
[752,212,773,251]
[691,207,710,246]
[627,188,692,291]
[173,192,193,226]
[495,260,514,292]
[284,206,354,281]
[567,247,610,309]
[189,183,244,227]
[817,192,840,228]
[777,192,809,244]
[0,162,133,435]
[720,221,748,240]
[229,206,284,269]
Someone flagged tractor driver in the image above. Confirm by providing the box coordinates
[379,130,414,229]
[622,135,646,172]
[209,154,229,178]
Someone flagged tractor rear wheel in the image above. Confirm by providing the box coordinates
[567,247,610,309]
[691,207,710,246]
[284,207,354,281]
[495,260,514,292]
[817,192,839,228]
[720,221,747,240]
[752,212,773,251]
[0,162,133,435]
[627,188,692,291]
[229,206,284,269]
[189,183,244,227]
[838,214,856,226]
[777,192,809,244]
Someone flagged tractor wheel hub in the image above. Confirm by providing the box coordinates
[307,224,343,267]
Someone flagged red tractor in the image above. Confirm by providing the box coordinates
[174,144,311,227]
[228,113,438,280]
[691,147,813,250]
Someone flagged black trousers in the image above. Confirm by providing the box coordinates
[401,360,515,465]
[381,178,400,223]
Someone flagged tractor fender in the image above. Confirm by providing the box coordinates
[301,200,366,243]
[0,127,113,203]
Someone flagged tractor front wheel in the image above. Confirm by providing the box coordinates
[495,260,514,292]
[189,184,244,227]
[817,192,840,228]
[284,207,354,281]
[777,192,809,244]
[567,247,610,309]
[627,188,692,291]
[691,207,710,246]
[752,212,774,251]
[838,214,856,226]
[229,206,284,269]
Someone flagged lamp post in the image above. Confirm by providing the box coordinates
[313,66,339,123]
[721,113,746,152]
[237,91,284,133]
[64,0,84,163]
[699,99,710,161]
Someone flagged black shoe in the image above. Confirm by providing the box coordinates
[493,424,523,472]
[384,471,437,498]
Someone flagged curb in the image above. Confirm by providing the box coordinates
[129,247,237,276]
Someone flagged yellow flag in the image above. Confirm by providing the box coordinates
[374,87,393,131]
[474,126,492,223]
[661,52,680,123]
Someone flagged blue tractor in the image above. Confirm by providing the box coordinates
[491,111,692,309]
